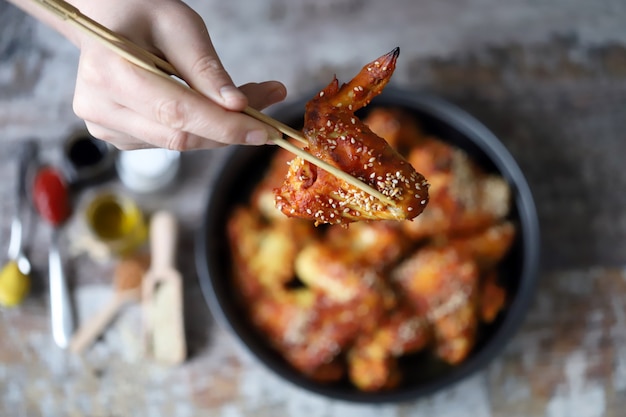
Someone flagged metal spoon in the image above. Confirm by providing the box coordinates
[32,165,74,349]
[48,228,73,348]
[8,140,37,277]
[0,141,38,307]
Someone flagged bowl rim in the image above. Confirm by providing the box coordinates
[195,88,541,403]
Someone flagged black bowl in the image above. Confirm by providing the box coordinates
[195,88,540,403]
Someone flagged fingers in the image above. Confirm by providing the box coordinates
[151,6,247,111]
[84,122,153,151]
[79,82,286,151]
[73,47,282,148]
[239,81,287,110]
[82,106,227,151]
[151,6,287,115]
[73,0,289,152]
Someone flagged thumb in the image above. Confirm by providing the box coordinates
[152,7,248,111]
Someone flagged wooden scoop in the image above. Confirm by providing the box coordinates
[142,211,186,365]
[69,253,149,354]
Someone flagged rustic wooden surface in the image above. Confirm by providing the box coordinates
[1,0,626,416]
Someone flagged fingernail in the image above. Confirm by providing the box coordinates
[245,130,269,145]
[220,85,244,104]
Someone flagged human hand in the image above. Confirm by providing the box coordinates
[65,0,286,150]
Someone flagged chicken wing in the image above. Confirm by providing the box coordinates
[275,48,429,225]
[226,206,315,301]
[364,106,426,157]
[324,221,414,272]
[251,289,378,378]
[403,138,511,239]
[347,306,431,391]
[392,246,480,365]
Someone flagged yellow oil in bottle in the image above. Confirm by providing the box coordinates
[85,193,147,257]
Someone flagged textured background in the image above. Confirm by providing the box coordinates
[1,0,626,416]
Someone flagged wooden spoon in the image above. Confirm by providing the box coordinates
[69,253,150,354]
[142,211,186,365]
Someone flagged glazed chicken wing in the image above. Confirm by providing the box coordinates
[226,206,315,301]
[347,306,431,391]
[324,221,414,272]
[449,221,516,271]
[403,138,511,239]
[364,107,426,157]
[392,246,480,364]
[275,48,429,225]
[251,288,382,379]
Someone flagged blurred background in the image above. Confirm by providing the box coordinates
[1,0,626,416]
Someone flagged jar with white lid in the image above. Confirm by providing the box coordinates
[116,148,180,193]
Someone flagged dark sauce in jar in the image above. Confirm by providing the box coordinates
[68,136,105,168]
[63,131,117,187]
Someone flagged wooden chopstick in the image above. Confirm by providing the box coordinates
[29,0,395,206]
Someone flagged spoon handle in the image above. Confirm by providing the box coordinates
[142,211,186,364]
[49,230,74,349]
[149,211,178,272]
[8,140,38,261]
[69,290,139,354]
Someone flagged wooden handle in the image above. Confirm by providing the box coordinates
[149,211,178,273]
[150,276,186,365]
[69,289,139,354]
[142,210,187,364]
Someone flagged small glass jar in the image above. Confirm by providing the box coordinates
[116,148,180,193]
[83,192,148,258]
[62,129,117,187]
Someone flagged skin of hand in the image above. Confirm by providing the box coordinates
[8,0,286,150]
